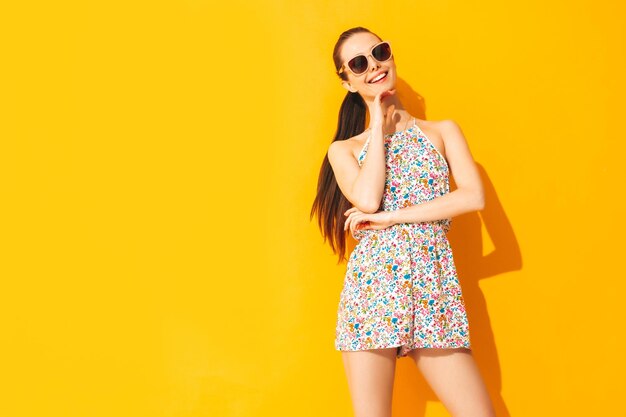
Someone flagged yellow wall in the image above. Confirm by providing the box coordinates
[1,0,624,416]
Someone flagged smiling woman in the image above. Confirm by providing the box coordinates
[309,26,495,417]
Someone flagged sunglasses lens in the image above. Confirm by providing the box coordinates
[348,55,368,75]
[373,42,392,61]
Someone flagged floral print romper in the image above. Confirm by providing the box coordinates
[335,118,471,359]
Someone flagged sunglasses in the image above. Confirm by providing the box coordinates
[337,40,393,76]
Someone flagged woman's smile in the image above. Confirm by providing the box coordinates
[368,71,389,84]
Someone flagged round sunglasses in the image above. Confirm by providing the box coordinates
[337,41,393,76]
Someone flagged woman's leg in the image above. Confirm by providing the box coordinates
[407,347,495,417]
[341,347,398,417]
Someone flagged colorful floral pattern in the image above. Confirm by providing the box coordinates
[335,119,471,359]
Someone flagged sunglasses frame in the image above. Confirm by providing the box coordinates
[337,40,393,76]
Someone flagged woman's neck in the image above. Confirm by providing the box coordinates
[365,94,410,130]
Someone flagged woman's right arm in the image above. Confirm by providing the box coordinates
[327,90,396,214]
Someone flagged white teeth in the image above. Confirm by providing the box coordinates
[370,72,387,83]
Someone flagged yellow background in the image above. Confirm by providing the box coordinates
[1,0,624,416]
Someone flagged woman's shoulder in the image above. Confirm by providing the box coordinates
[416,118,457,131]
[328,130,371,160]
[420,118,463,133]
[416,118,463,142]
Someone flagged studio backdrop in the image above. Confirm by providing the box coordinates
[1,0,624,416]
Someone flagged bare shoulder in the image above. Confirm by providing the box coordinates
[434,119,467,144]
[328,130,370,162]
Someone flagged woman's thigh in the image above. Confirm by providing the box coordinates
[341,347,398,417]
[407,348,495,417]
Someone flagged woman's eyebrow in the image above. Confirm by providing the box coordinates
[350,42,379,57]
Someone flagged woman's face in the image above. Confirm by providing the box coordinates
[339,32,397,98]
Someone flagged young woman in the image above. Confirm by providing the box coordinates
[310,27,496,417]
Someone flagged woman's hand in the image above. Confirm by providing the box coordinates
[344,206,395,238]
[371,89,397,135]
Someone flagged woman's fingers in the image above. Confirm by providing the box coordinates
[352,221,365,239]
[344,211,356,231]
[349,214,367,234]
[350,218,364,236]
[380,89,396,104]
[345,211,363,231]
[345,212,361,231]
[378,88,395,101]
[346,212,375,238]
[349,217,357,234]
[381,88,396,100]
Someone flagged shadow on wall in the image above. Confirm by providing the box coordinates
[345,77,522,417]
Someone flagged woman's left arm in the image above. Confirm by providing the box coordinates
[344,120,485,235]
[388,119,485,224]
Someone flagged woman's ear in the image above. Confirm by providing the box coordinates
[342,81,357,93]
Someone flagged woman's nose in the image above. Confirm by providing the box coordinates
[367,55,380,70]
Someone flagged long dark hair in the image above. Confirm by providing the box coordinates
[310,27,382,264]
